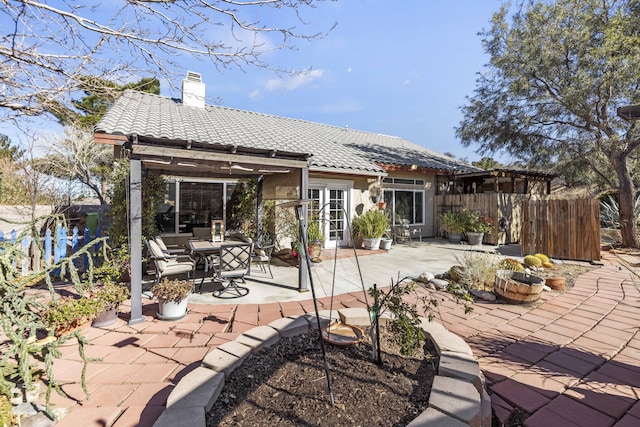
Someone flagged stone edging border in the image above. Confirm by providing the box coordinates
[152,308,491,427]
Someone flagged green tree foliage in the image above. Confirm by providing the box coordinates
[457,0,640,247]
[107,159,166,248]
[39,77,160,204]
[471,157,502,170]
[44,77,160,129]
[227,179,275,238]
[0,134,24,161]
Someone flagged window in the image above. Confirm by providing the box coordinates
[157,180,236,234]
[383,177,425,186]
[383,189,424,226]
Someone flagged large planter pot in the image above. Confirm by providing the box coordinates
[466,232,484,246]
[157,297,189,321]
[494,270,545,304]
[362,237,381,250]
[447,232,463,242]
[92,307,118,327]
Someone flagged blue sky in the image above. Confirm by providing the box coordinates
[181,1,506,162]
[1,1,506,163]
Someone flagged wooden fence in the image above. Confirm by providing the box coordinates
[1,225,104,276]
[521,198,600,262]
[434,193,529,245]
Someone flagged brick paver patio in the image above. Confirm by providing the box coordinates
[25,250,640,426]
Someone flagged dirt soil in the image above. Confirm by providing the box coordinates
[534,262,595,291]
[206,327,439,427]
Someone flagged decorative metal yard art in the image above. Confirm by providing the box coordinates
[278,199,335,406]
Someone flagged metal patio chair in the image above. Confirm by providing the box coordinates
[213,242,253,298]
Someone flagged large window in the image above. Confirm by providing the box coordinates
[383,189,424,226]
[156,180,236,234]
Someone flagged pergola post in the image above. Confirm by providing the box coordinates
[298,167,309,292]
[256,176,264,237]
[129,154,144,325]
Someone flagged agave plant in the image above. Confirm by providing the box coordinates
[600,194,640,229]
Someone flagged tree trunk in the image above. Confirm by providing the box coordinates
[610,151,639,248]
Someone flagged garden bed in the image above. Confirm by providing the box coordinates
[206,327,438,426]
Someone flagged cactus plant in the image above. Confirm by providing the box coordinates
[499,258,525,272]
[523,255,542,268]
[534,253,550,264]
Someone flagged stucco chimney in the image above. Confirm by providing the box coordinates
[182,71,205,108]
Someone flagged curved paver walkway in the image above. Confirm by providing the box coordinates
[33,250,640,427]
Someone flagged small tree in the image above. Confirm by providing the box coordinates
[457,0,640,248]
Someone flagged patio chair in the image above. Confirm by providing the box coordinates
[154,236,187,255]
[394,219,422,243]
[214,242,252,298]
[146,239,196,284]
[251,232,275,279]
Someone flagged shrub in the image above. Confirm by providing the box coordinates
[91,282,130,310]
[523,255,542,268]
[440,211,466,234]
[454,250,501,290]
[42,296,103,336]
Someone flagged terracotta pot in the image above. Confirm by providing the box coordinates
[545,277,566,291]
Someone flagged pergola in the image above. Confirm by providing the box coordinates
[94,132,312,325]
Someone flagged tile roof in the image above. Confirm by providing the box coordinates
[95,90,474,174]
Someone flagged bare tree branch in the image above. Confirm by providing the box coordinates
[0,0,335,120]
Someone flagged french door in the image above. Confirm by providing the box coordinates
[308,184,350,249]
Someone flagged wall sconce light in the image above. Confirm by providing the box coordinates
[410,164,418,171]
[371,195,380,203]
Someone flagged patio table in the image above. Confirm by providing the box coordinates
[188,239,223,291]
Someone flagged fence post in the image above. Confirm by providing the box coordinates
[21,235,30,276]
[84,227,90,272]
[72,226,80,271]
[45,229,52,268]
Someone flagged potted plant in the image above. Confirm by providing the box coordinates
[463,211,493,245]
[91,281,130,327]
[42,295,103,337]
[352,209,389,250]
[151,278,193,320]
[440,211,466,242]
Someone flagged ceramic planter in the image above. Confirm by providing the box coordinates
[157,297,189,320]
[362,237,381,250]
[466,232,484,246]
[380,238,393,250]
[447,232,463,242]
[92,307,118,327]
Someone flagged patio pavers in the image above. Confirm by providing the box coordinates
[28,248,640,426]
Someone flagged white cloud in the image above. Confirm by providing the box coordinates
[265,69,324,92]
[347,67,352,73]
[248,89,262,99]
